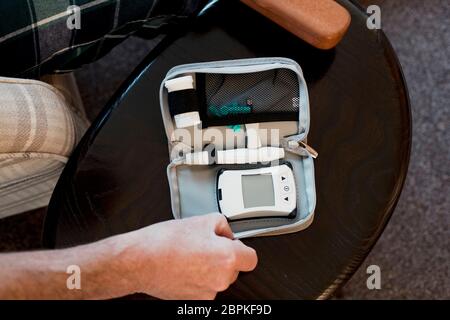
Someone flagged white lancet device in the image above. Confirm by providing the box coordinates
[217,164,296,220]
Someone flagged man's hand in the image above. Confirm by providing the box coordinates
[124,213,258,300]
[0,213,257,300]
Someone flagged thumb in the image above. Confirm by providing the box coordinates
[211,214,234,239]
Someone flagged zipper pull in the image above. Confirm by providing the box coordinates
[298,141,319,158]
[286,139,318,158]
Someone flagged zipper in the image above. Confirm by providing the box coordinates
[165,57,304,78]
[166,63,299,79]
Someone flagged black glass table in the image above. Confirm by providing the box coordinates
[43,0,411,299]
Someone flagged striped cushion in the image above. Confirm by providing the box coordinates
[0,76,88,218]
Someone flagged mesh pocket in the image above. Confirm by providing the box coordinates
[204,68,299,118]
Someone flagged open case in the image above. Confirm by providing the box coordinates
[159,58,317,238]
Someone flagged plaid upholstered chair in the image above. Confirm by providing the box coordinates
[0,1,210,219]
[0,74,89,218]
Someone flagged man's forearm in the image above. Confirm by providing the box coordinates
[0,234,142,299]
[0,215,258,300]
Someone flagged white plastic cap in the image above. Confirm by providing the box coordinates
[165,75,194,92]
[185,151,210,165]
[174,111,201,129]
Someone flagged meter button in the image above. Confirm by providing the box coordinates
[283,194,294,205]
[281,182,292,195]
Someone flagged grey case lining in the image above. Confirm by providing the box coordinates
[159,58,316,238]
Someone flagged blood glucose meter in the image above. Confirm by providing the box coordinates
[217,164,296,220]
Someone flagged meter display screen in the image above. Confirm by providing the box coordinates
[241,174,275,208]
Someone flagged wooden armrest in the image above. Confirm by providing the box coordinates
[241,0,351,49]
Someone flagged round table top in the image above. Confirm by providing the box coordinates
[44,0,411,299]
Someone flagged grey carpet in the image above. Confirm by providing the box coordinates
[0,0,448,299]
[340,0,450,299]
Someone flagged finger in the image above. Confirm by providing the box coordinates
[213,214,234,239]
[232,240,258,272]
[229,271,239,285]
[217,271,239,293]
[195,290,217,300]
